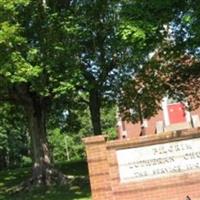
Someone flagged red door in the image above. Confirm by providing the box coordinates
[168,103,186,124]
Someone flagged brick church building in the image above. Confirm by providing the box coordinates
[117,97,200,139]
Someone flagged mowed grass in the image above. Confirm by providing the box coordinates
[0,160,91,200]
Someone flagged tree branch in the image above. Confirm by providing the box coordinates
[80,61,97,86]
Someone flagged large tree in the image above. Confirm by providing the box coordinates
[118,0,200,128]
[154,0,200,109]
[72,0,188,135]
[0,0,79,185]
[113,0,189,128]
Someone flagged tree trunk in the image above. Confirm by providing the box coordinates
[89,89,102,135]
[10,95,67,191]
[25,99,53,185]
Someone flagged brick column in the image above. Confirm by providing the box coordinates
[83,135,113,200]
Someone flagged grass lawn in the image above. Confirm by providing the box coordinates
[0,160,91,200]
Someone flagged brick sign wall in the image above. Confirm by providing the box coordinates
[84,128,200,200]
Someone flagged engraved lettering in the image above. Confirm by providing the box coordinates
[117,138,200,183]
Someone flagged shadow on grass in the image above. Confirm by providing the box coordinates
[57,160,89,176]
[5,184,91,200]
[0,160,91,200]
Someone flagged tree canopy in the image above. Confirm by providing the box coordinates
[0,0,81,186]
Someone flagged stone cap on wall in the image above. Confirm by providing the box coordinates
[106,127,200,149]
[83,128,200,152]
[83,128,200,149]
[83,135,106,145]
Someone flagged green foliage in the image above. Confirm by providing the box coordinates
[49,128,84,162]
[21,156,32,167]
[0,0,30,12]
[1,52,42,83]
[101,105,118,140]
[48,105,117,163]
[0,0,80,98]
[0,22,25,45]
[0,103,29,169]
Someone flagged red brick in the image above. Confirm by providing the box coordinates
[83,130,200,200]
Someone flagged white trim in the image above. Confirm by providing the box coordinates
[142,119,148,128]
[162,97,170,126]
[167,102,183,105]
[185,110,191,123]
[184,102,191,123]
